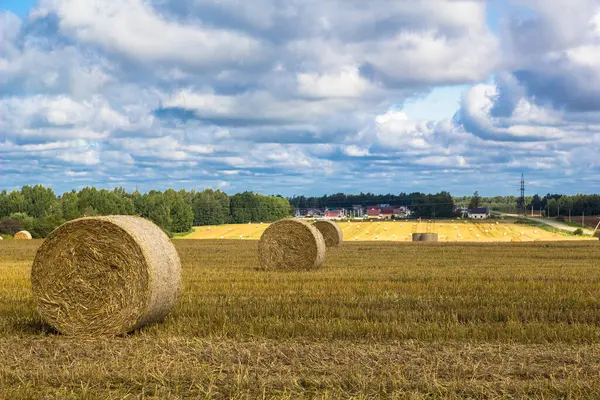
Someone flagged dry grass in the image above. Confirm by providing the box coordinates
[31,216,182,336]
[1,239,600,398]
[182,220,593,242]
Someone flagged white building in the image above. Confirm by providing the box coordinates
[468,208,489,219]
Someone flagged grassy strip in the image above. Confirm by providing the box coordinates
[512,217,575,236]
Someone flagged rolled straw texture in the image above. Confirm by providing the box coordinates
[258,219,326,270]
[313,220,343,248]
[14,231,32,240]
[31,215,182,336]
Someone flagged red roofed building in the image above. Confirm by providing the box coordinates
[324,208,346,219]
[381,207,395,220]
[367,207,381,219]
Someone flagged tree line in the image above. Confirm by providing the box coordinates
[0,186,291,238]
[288,192,456,218]
[455,193,600,216]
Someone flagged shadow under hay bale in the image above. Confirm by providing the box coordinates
[313,220,343,248]
[31,215,182,337]
[258,219,326,270]
[14,231,32,240]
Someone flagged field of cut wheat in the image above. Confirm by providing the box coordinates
[1,239,600,398]
[182,219,592,242]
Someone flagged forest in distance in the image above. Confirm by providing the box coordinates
[1,185,600,238]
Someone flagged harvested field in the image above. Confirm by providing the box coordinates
[1,239,600,398]
[182,220,593,242]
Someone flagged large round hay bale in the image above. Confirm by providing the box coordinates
[31,216,182,336]
[313,220,343,248]
[412,233,423,242]
[14,231,32,240]
[421,233,439,242]
[258,219,325,270]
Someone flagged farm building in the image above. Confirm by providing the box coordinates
[324,208,346,219]
[367,207,381,219]
[393,206,411,218]
[381,207,395,220]
[468,208,490,219]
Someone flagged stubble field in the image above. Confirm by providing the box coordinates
[1,239,600,398]
[182,220,592,242]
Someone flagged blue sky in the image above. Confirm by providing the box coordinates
[1,1,600,197]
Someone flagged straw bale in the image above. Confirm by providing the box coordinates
[14,231,32,240]
[258,219,325,270]
[420,233,439,242]
[30,216,182,336]
[412,233,422,242]
[313,220,343,248]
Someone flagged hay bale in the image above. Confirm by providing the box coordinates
[14,231,32,240]
[313,220,343,248]
[30,216,182,336]
[412,233,422,242]
[258,219,325,270]
[420,233,439,242]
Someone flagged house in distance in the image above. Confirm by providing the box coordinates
[468,208,490,219]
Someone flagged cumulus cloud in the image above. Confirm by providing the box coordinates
[0,0,599,194]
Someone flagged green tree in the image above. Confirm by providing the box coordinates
[21,185,59,218]
[61,191,81,220]
[468,191,481,210]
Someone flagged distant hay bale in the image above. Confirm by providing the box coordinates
[258,219,326,270]
[14,231,32,240]
[0,236,3,240]
[420,233,439,242]
[412,233,422,242]
[30,216,182,337]
[313,220,343,248]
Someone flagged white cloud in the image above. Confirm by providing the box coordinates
[35,0,263,67]
[297,66,380,99]
[57,150,100,165]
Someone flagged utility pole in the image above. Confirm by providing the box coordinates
[520,174,525,216]
[582,212,585,228]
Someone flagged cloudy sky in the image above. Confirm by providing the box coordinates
[1,0,600,196]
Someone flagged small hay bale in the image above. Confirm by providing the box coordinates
[258,219,325,270]
[412,233,422,242]
[313,220,343,248]
[30,216,182,337]
[14,231,32,240]
[420,233,439,242]
[0,236,3,240]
